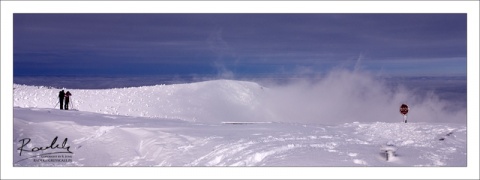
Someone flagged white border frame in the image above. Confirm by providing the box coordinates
[1,1,479,179]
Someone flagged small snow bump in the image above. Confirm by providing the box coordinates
[348,153,358,157]
[353,159,367,165]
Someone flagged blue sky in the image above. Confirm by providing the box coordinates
[14,14,466,78]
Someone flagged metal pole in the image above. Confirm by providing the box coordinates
[71,97,74,109]
[54,97,59,108]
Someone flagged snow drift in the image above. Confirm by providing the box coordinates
[13,70,466,124]
[15,80,266,123]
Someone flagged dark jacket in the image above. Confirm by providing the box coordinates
[59,90,65,99]
[65,91,72,99]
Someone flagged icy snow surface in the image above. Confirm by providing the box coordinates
[13,79,466,166]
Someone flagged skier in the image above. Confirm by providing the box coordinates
[58,90,65,110]
[64,91,72,110]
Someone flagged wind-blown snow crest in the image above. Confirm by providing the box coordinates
[14,80,267,123]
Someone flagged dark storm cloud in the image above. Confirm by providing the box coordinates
[14,13,466,76]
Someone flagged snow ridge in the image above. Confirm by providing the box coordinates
[14,80,267,123]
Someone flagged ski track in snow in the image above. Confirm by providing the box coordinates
[12,81,467,167]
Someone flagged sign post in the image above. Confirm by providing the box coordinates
[400,104,409,123]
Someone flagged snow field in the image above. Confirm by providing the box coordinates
[13,108,466,167]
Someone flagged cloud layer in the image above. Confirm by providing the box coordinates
[14,14,467,77]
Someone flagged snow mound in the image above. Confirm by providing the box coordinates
[14,80,267,123]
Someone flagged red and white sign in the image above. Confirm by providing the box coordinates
[400,104,409,115]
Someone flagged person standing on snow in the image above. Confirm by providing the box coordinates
[58,90,65,110]
[64,91,72,110]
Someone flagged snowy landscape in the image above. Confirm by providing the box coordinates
[3,3,479,179]
[13,71,467,167]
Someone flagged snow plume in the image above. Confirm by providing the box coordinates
[13,69,466,125]
[207,27,237,79]
[259,69,466,124]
